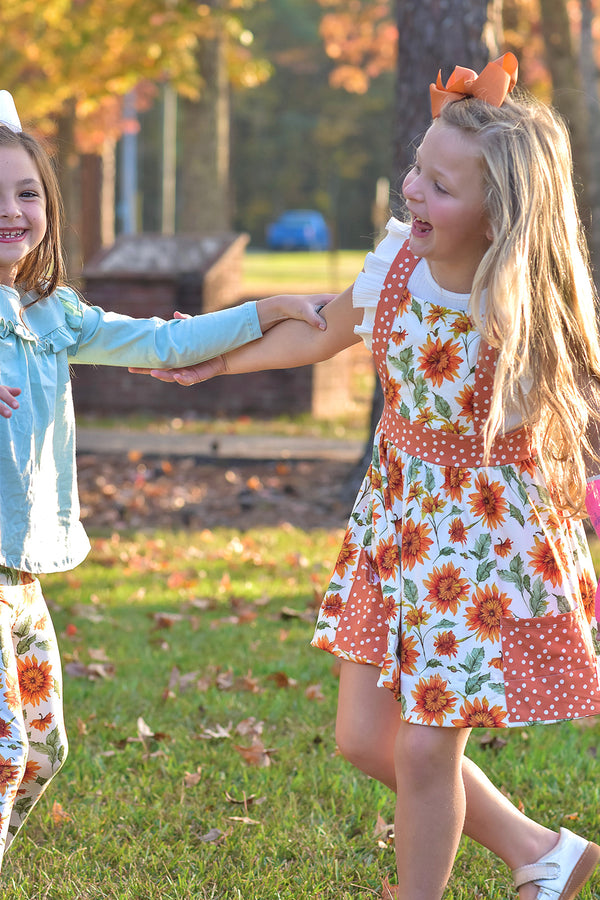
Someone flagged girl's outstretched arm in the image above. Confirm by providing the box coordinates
[130,285,361,385]
[0,386,20,418]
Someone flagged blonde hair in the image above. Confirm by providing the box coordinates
[439,93,600,514]
[0,125,65,300]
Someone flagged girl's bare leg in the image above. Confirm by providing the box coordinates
[336,661,558,899]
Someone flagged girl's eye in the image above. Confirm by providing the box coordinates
[20,190,41,199]
[434,182,448,195]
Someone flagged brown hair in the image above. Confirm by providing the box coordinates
[0,125,65,299]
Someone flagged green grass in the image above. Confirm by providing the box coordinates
[241,250,368,295]
[2,528,599,899]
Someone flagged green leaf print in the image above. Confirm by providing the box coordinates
[489,682,507,694]
[399,401,411,419]
[464,672,491,695]
[351,511,365,526]
[535,484,552,507]
[13,616,32,639]
[411,298,423,322]
[328,582,343,592]
[500,465,515,484]
[382,585,397,595]
[516,481,529,505]
[433,394,453,421]
[437,619,457,629]
[403,579,418,606]
[391,347,414,379]
[472,533,492,561]
[425,658,443,668]
[459,647,485,674]
[413,376,428,409]
[406,459,420,485]
[363,528,373,548]
[498,554,525,591]
[35,639,52,652]
[13,797,34,819]
[508,503,525,527]
[16,634,37,656]
[555,594,571,615]
[439,546,455,557]
[372,444,380,469]
[401,694,408,717]
[366,503,373,526]
[424,468,436,494]
[475,560,496,582]
[315,620,329,631]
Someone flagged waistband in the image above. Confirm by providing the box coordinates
[380,404,535,468]
[0,574,41,611]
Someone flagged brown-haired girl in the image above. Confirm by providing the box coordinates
[0,89,328,868]
[139,56,600,899]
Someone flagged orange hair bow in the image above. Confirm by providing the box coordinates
[430,52,518,119]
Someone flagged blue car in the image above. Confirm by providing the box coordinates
[266,209,331,251]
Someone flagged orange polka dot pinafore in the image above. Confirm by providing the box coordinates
[311,236,600,728]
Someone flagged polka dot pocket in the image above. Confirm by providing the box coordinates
[500,610,600,724]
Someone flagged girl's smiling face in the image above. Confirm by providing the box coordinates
[402,121,491,293]
[0,145,47,287]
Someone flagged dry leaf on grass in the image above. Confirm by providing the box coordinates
[183,767,203,788]
[199,722,233,740]
[64,661,115,680]
[304,683,325,702]
[233,737,277,767]
[381,876,398,899]
[51,801,73,826]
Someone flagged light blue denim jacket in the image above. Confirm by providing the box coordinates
[0,284,262,574]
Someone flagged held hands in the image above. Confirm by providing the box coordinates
[128,294,334,385]
[0,386,20,418]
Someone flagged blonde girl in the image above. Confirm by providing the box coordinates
[136,56,600,899]
[0,90,327,868]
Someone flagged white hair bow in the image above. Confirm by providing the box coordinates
[0,91,22,133]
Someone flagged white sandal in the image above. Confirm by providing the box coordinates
[512,828,600,899]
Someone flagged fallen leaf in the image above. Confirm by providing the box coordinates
[233,737,277,768]
[199,722,232,740]
[373,813,394,841]
[228,816,260,825]
[51,801,73,826]
[196,827,224,844]
[381,876,398,899]
[216,669,235,691]
[235,717,264,738]
[64,661,115,680]
[183,767,203,788]
[267,671,298,689]
[305,683,325,702]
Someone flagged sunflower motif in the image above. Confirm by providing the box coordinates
[411,674,457,726]
[424,304,450,325]
[465,584,511,641]
[0,718,12,740]
[334,529,359,578]
[384,378,402,407]
[450,312,473,336]
[390,328,408,345]
[404,605,431,630]
[493,538,513,558]
[527,536,567,589]
[423,563,470,615]
[398,633,419,674]
[468,472,508,529]
[3,675,20,713]
[29,712,54,733]
[0,755,21,797]
[456,384,475,422]
[312,634,337,653]
[20,759,42,784]
[448,518,468,545]
[321,592,345,619]
[375,536,400,581]
[578,573,596,623]
[421,493,446,517]
[442,467,471,502]
[433,630,459,658]
[451,697,507,728]
[417,335,463,387]
[384,449,404,504]
[381,593,399,622]
[415,407,436,426]
[17,655,53,707]
[401,519,434,570]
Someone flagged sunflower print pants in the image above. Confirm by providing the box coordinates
[0,572,68,865]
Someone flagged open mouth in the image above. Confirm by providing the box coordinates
[411,216,432,235]
[0,230,26,241]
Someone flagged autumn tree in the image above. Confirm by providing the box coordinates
[0,0,266,270]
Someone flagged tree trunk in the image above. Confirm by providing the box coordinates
[538,0,590,221]
[343,0,503,501]
[56,104,83,280]
[579,0,600,277]
[178,31,230,233]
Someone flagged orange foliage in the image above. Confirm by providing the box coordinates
[317,0,397,93]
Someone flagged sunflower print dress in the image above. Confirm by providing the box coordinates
[311,219,600,728]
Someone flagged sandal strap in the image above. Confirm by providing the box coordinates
[512,862,560,888]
